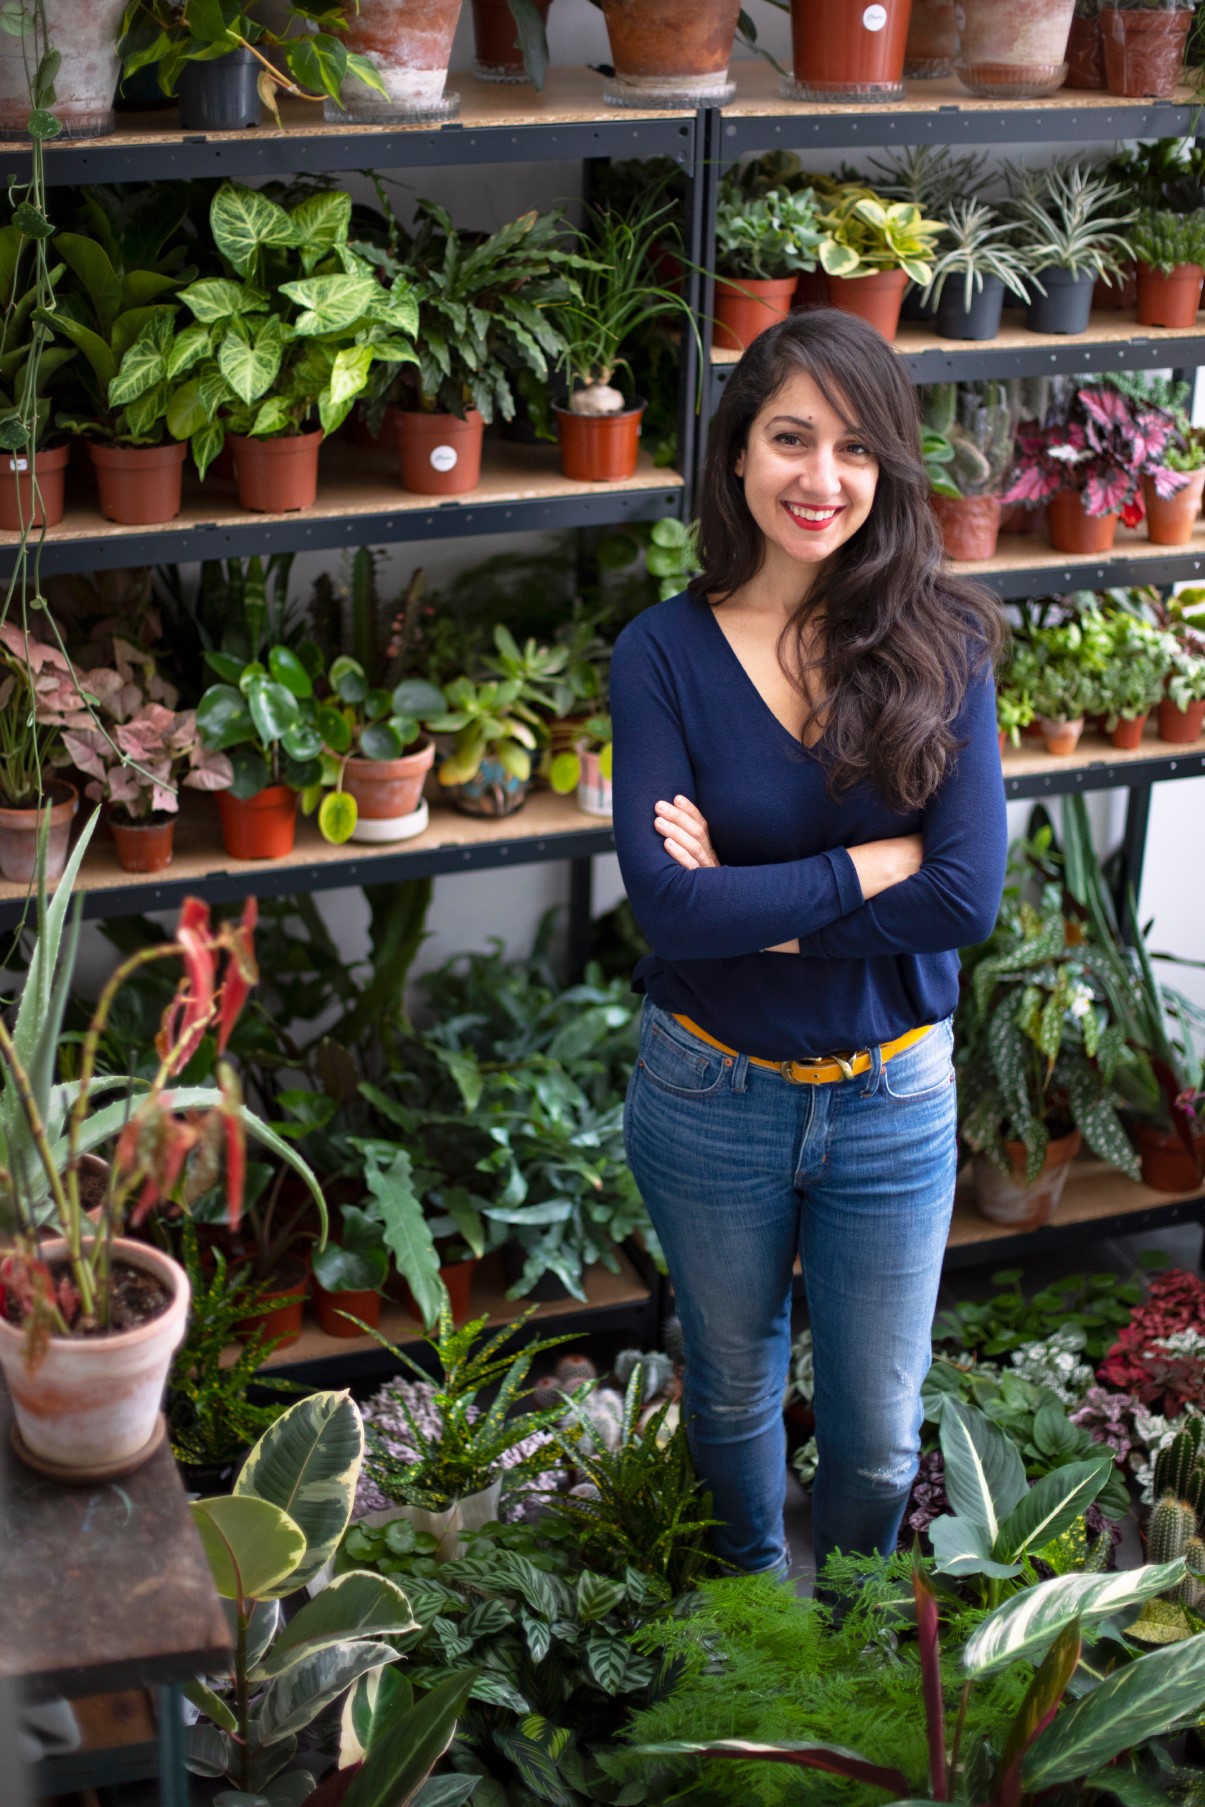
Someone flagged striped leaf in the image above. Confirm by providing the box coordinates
[1023,1634,1205,1789]
[235,1393,364,1594]
[190,1494,305,1602]
[254,1573,418,1679]
[964,1561,1189,1676]
[939,1398,1027,1542]
[994,1458,1113,1565]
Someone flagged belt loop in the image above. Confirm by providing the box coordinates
[861,1040,884,1098]
[732,1050,750,1093]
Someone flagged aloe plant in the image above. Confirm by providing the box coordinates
[1009,159,1137,284]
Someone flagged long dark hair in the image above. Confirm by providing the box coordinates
[692,309,1005,814]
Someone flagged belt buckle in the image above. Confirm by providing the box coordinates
[779,1050,862,1083]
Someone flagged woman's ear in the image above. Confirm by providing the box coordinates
[734,448,745,479]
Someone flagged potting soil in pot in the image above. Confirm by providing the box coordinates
[3,1258,172,1334]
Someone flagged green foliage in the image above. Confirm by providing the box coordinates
[554,199,702,398]
[195,627,326,799]
[924,199,1032,312]
[0,222,77,450]
[1010,159,1137,281]
[714,180,824,281]
[427,673,542,790]
[922,380,1020,498]
[1132,206,1205,274]
[933,1265,1146,1363]
[818,189,945,284]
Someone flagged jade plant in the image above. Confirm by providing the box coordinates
[713,179,824,281]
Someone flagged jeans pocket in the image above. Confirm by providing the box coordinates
[638,1005,731,1099]
[881,1018,956,1103]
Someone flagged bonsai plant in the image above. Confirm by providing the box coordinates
[923,380,1020,561]
[195,639,325,860]
[817,186,945,340]
[61,702,232,873]
[924,200,1032,341]
[711,179,825,352]
[1011,160,1137,335]
[307,654,445,848]
[1131,206,1205,324]
[424,673,543,818]
[1100,0,1196,98]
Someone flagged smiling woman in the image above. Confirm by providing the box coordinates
[610,308,1008,1587]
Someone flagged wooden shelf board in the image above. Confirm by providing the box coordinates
[955,520,1205,578]
[1001,723,1205,780]
[717,61,1199,121]
[948,1155,1204,1250]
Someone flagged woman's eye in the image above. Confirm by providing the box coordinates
[844,441,870,458]
[774,432,803,447]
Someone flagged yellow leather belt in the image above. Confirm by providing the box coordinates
[671,1014,934,1085]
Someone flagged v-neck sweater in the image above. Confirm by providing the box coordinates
[609,588,1007,1060]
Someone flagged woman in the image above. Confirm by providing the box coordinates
[611,310,1007,1579]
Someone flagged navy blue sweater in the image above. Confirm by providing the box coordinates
[609,589,1007,1060]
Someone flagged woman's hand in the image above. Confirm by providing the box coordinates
[654,796,721,870]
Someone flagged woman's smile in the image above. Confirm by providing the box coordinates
[781,499,846,532]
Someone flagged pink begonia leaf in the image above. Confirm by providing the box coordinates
[1150,463,1191,500]
[1084,467,1131,516]
[1079,386,1128,431]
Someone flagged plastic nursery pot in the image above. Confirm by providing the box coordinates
[955,0,1076,96]
[936,275,1007,342]
[217,786,298,861]
[554,401,644,481]
[1046,489,1119,553]
[1109,713,1149,750]
[444,760,530,818]
[1101,6,1193,98]
[1036,715,1086,756]
[600,0,743,106]
[825,269,909,340]
[0,1238,189,1480]
[932,493,1002,562]
[327,0,465,122]
[1157,696,1205,743]
[0,0,126,139]
[401,1257,477,1327]
[107,811,176,874]
[575,747,612,818]
[1136,261,1204,328]
[177,48,261,130]
[0,442,69,532]
[227,429,323,513]
[312,1281,382,1338]
[1026,267,1096,334]
[713,276,798,351]
[1143,469,1205,545]
[784,0,912,101]
[233,1256,309,1349]
[0,780,77,886]
[971,1129,1082,1230]
[1093,262,1138,311]
[393,408,484,496]
[88,440,187,526]
[343,736,436,844]
[1132,1121,1205,1191]
[1064,13,1106,87]
[471,0,552,80]
[904,0,958,76]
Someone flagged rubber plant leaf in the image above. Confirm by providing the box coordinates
[235,1391,365,1595]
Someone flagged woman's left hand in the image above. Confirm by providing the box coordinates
[654,795,797,952]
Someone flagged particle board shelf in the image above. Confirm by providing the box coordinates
[945,1155,1205,1268]
[0,441,684,579]
[953,522,1205,599]
[1001,725,1205,798]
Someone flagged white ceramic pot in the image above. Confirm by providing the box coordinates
[359,1475,503,1562]
[0,0,126,138]
[0,1238,189,1476]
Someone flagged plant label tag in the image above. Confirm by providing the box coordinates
[8,457,28,472]
[429,445,458,472]
[863,4,888,28]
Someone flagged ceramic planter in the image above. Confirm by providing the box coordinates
[600,0,743,105]
[108,811,176,873]
[0,0,126,139]
[936,275,1008,341]
[0,442,69,531]
[1046,489,1118,553]
[713,275,797,352]
[446,760,530,817]
[955,0,1076,95]
[394,408,484,495]
[932,493,1002,561]
[1136,261,1204,327]
[233,1255,309,1348]
[358,1476,503,1563]
[312,1281,382,1338]
[1109,713,1149,749]
[972,1129,1082,1229]
[784,0,912,101]
[327,0,465,121]
[554,402,644,481]
[471,0,552,79]
[1094,263,1138,311]
[904,0,958,74]
[1132,1120,1205,1191]
[1064,13,1106,86]
[1157,696,1205,742]
[1101,6,1192,97]
[1026,267,1096,334]
[0,780,77,885]
[227,429,322,513]
[217,785,298,861]
[88,441,187,526]
[343,737,435,843]
[0,1238,189,1479]
[825,269,909,340]
[1036,715,1086,755]
[575,747,612,817]
[178,48,261,129]
[1143,469,1205,545]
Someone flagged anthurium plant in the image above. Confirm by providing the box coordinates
[1002,380,1186,521]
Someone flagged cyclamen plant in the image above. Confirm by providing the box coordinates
[1002,381,1187,522]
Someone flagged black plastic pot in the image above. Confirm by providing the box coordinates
[1026,267,1096,335]
[900,284,940,324]
[178,47,261,131]
[936,274,1007,341]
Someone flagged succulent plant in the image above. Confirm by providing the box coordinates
[1132,207,1205,275]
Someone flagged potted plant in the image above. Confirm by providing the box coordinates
[923,380,1019,561]
[1095,610,1172,746]
[711,181,825,352]
[997,683,1035,750]
[924,201,1032,341]
[470,0,552,84]
[818,187,944,341]
[1013,161,1137,335]
[1146,424,1205,543]
[0,223,77,532]
[308,655,445,847]
[954,0,1078,96]
[0,626,103,882]
[1158,645,1205,741]
[598,0,743,106]
[61,702,232,872]
[547,713,612,817]
[1132,207,1205,325]
[0,0,127,138]
[328,0,466,122]
[195,640,324,859]
[425,674,542,818]
[1101,0,1196,97]
[782,0,912,101]
[1066,0,1107,86]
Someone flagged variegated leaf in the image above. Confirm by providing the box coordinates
[964,1561,1189,1676]
[235,1393,364,1594]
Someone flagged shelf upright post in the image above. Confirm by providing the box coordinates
[674,109,708,512]
[567,854,595,982]
[689,104,723,509]
[1114,783,1153,946]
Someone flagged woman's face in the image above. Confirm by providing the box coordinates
[734,368,880,582]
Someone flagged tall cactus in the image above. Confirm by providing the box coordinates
[1149,1494,1198,1566]
[1182,1533,1205,1610]
[1153,1416,1205,1503]
[1147,1416,1205,1607]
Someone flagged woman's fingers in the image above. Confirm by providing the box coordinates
[655,814,708,860]
[655,798,719,867]
[662,836,699,870]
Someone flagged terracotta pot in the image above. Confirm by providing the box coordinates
[932,493,1002,562]
[234,1257,309,1349]
[343,736,435,843]
[1047,490,1118,554]
[227,429,322,513]
[217,785,298,861]
[349,407,390,451]
[312,1281,382,1338]
[445,759,530,817]
[575,746,612,817]
[0,780,77,885]
[1132,1120,1205,1191]
[1143,469,1205,546]
[955,0,1076,95]
[0,1238,189,1478]
[601,0,743,104]
[402,1257,477,1327]
[1094,263,1138,311]
[88,440,187,526]
[471,0,552,79]
[0,0,126,139]
[713,275,797,352]
[1136,261,1204,328]
[393,408,484,496]
[555,402,644,481]
[108,811,176,873]
[786,0,912,100]
[1064,13,1106,87]
[1109,713,1148,750]
[972,1129,1082,1229]
[1037,715,1085,756]
[794,268,831,310]
[0,442,69,532]
[825,269,909,340]
[1101,7,1192,97]
[1157,696,1205,743]
[329,0,464,119]
[905,0,958,74]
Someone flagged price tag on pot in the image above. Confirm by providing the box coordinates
[429,444,458,472]
[8,457,28,472]
[863,4,888,29]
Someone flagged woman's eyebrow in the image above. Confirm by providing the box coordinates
[765,413,814,428]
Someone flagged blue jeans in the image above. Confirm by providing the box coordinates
[624,999,957,1577]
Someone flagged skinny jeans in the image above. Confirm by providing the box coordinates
[623,999,958,1577]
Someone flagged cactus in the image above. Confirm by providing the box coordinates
[349,544,384,676]
[923,382,958,437]
[1181,1533,1205,1609]
[1153,1415,1205,1502]
[1150,1493,1198,1565]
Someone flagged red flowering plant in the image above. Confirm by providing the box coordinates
[1001,379,1186,526]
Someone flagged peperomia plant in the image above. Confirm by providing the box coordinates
[818,187,944,284]
[306,654,445,846]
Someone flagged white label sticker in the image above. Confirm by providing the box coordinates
[8,457,28,473]
[863,3,888,27]
[429,444,458,472]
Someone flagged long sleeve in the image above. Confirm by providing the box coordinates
[610,615,864,962]
[793,666,1006,960]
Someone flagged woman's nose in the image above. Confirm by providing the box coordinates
[795,441,842,497]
